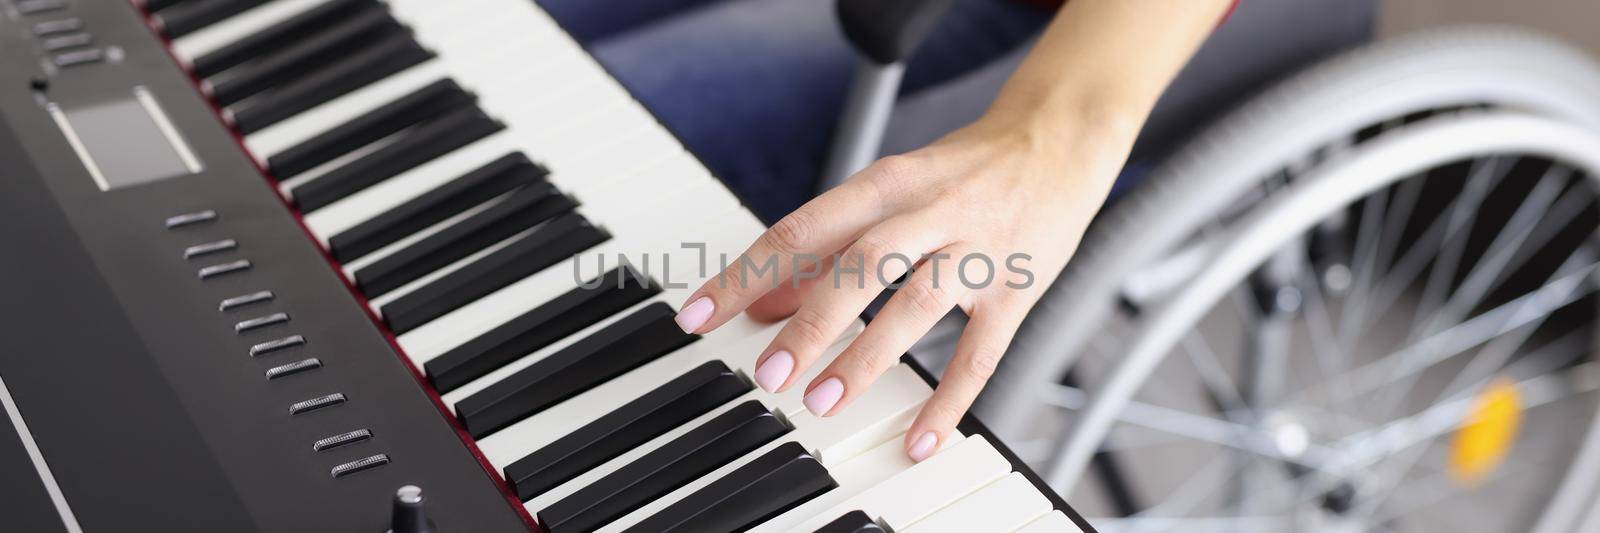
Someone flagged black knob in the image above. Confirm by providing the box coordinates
[389,485,437,533]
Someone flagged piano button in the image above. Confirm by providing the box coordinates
[507,361,751,502]
[1015,511,1079,533]
[328,151,541,262]
[288,392,346,415]
[184,238,238,259]
[243,60,449,158]
[330,453,390,478]
[206,7,402,107]
[353,182,572,298]
[186,0,371,78]
[41,33,92,52]
[427,265,660,393]
[898,473,1051,533]
[623,442,834,533]
[269,79,477,180]
[249,334,306,357]
[50,48,105,68]
[794,435,1008,532]
[380,213,608,334]
[219,290,274,311]
[454,303,696,438]
[265,357,322,380]
[32,18,83,36]
[539,400,786,533]
[235,311,290,333]
[814,511,884,533]
[158,0,274,38]
[199,259,253,280]
[291,106,503,212]
[165,209,218,228]
[15,0,65,15]
[229,33,434,135]
[312,428,373,452]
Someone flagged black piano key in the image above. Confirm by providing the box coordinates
[269,79,477,180]
[507,361,753,502]
[381,213,609,334]
[158,0,274,38]
[143,0,193,13]
[353,182,573,298]
[190,0,376,79]
[540,400,789,533]
[292,106,504,212]
[206,6,401,107]
[453,303,697,438]
[425,265,660,393]
[230,33,433,135]
[814,511,884,533]
[623,442,836,533]
[328,152,540,262]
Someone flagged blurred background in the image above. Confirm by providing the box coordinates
[1384,0,1600,54]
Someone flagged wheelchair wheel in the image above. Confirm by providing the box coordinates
[976,28,1600,532]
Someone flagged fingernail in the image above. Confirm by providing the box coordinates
[754,351,793,393]
[803,377,844,416]
[907,431,938,462]
[675,296,713,333]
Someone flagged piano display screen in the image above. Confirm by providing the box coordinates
[47,87,203,191]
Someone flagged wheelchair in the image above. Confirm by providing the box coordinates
[828,2,1600,531]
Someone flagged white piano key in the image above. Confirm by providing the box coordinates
[172,0,335,62]
[748,433,922,533]
[1016,511,1082,533]
[428,216,765,397]
[784,434,1010,532]
[520,388,778,514]
[788,364,930,466]
[275,127,403,195]
[301,130,522,242]
[368,177,740,313]
[471,321,780,465]
[335,184,519,275]
[593,363,929,533]
[900,473,1053,533]
[394,195,751,362]
[243,60,450,159]
[481,316,868,476]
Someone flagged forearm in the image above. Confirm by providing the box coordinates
[987,0,1234,151]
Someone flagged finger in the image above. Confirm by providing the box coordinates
[756,212,949,407]
[747,254,838,322]
[675,178,884,334]
[904,303,1028,461]
[803,243,975,418]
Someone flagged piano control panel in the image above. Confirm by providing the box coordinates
[0,0,1092,531]
[0,1,530,532]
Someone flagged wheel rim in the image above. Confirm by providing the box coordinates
[1042,113,1600,531]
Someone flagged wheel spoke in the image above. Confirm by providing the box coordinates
[1306,259,1600,405]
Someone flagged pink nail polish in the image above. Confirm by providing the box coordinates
[675,296,713,333]
[907,431,938,462]
[803,377,844,416]
[754,351,793,393]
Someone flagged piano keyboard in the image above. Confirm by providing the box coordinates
[1,0,1086,530]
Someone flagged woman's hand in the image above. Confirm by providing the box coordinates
[675,0,1228,462]
[672,110,1132,461]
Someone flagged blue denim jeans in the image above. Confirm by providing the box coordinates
[540,0,1374,223]
[541,0,1050,222]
